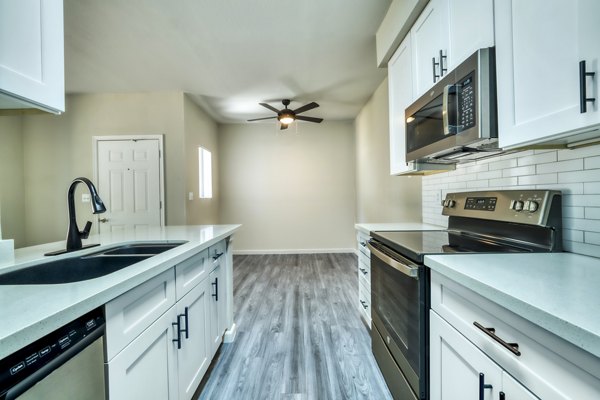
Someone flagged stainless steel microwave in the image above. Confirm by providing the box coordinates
[405,47,501,163]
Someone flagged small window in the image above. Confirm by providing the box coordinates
[199,147,213,199]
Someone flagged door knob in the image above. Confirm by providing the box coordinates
[99,218,109,223]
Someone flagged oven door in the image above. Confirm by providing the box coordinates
[368,240,428,400]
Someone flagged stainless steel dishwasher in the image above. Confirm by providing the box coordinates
[0,308,105,400]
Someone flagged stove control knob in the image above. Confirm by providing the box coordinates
[447,199,456,208]
[527,200,539,212]
[513,200,524,211]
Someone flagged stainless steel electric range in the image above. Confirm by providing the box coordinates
[367,190,563,400]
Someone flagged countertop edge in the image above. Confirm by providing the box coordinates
[425,254,600,359]
[0,224,240,360]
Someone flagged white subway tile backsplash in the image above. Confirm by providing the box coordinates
[585,156,600,170]
[422,144,600,258]
[518,151,557,166]
[586,232,600,245]
[558,169,600,183]
[584,182,600,194]
[585,208,600,220]
[518,173,557,185]
[536,159,583,174]
[502,165,536,178]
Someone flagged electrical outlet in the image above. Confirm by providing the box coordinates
[188,192,194,201]
[82,193,91,203]
[434,190,442,205]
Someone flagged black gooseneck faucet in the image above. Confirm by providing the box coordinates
[45,177,106,256]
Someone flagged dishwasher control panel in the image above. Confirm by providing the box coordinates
[0,308,105,398]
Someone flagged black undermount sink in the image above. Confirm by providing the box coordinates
[0,241,187,285]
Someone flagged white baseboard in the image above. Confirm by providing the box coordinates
[233,248,356,255]
[223,323,237,343]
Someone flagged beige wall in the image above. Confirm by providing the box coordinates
[183,95,220,224]
[219,121,356,252]
[354,78,422,222]
[0,116,25,246]
[13,92,191,246]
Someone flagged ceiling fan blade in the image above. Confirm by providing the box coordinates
[259,103,281,113]
[247,116,277,122]
[280,123,289,130]
[296,115,323,123]
[293,102,319,114]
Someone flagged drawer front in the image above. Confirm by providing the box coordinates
[358,280,371,328]
[105,269,176,361]
[208,240,226,271]
[175,249,210,300]
[431,271,600,399]
[358,256,370,289]
[357,231,370,258]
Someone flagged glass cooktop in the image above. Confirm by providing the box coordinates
[371,230,534,263]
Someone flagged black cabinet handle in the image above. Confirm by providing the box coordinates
[474,321,521,356]
[359,267,368,275]
[432,56,441,83]
[172,316,182,349]
[579,60,596,113]
[181,307,189,339]
[359,300,368,309]
[439,49,447,76]
[479,373,493,400]
[212,277,219,301]
[359,241,367,247]
[499,392,505,400]
[212,252,224,261]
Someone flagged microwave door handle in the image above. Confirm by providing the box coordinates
[367,241,419,279]
[443,85,452,135]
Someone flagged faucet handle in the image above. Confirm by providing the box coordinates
[81,221,93,239]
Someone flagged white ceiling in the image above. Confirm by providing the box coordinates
[63,0,391,123]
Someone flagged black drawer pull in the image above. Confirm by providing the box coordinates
[579,60,596,113]
[499,391,505,400]
[212,277,219,301]
[359,300,368,309]
[439,49,447,76]
[479,373,493,400]
[474,321,521,356]
[432,56,440,83]
[359,241,367,247]
[359,267,368,275]
[172,316,182,349]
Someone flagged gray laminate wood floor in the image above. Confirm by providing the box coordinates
[195,253,392,400]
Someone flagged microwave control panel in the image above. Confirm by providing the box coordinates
[458,74,476,131]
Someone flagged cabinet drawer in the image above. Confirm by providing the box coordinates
[208,240,226,271]
[431,271,600,399]
[175,249,209,300]
[358,280,371,328]
[358,256,370,289]
[357,232,370,258]
[105,269,176,361]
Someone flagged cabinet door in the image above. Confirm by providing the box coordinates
[447,0,494,69]
[496,0,600,148]
[430,311,502,400]
[107,306,178,400]
[411,0,450,98]
[176,278,211,400]
[501,373,540,400]
[389,34,416,175]
[0,0,64,113]
[208,264,225,356]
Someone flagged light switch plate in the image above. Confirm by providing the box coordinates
[188,192,194,201]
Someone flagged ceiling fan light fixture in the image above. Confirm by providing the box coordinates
[278,114,295,125]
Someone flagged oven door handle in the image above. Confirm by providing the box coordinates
[367,241,419,279]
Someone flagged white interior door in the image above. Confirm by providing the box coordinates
[96,138,163,233]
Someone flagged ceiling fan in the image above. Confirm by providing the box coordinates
[247,99,324,130]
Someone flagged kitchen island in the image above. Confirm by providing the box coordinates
[0,224,240,360]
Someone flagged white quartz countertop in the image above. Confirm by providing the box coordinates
[355,222,444,235]
[425,252,600,359]
[0,224,240,359]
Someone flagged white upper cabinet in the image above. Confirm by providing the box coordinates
[0,0,65,114]
[446,0,494,70]
[389,34,416,175]
[411,0,450,98]
[496,0,600,149]
[411,0,494,99]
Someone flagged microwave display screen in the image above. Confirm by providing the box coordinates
[458,73,476,131]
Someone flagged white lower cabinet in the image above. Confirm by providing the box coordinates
[430,271,600,400]
[176,278,211,400]
[107,306,179,400]
[105,239,230,400]
[356,230,371,328]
